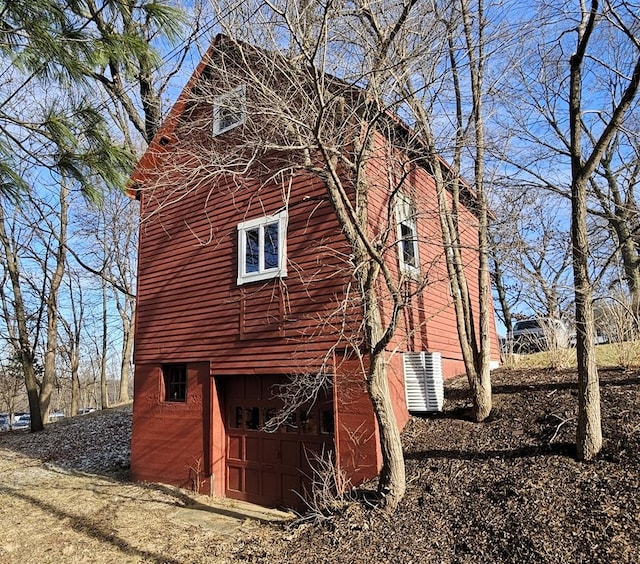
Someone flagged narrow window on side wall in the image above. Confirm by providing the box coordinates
[395,193,420,276]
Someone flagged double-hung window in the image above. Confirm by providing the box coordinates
[395,193,420,276]
[237,211,287,285]
[213,84,246,136]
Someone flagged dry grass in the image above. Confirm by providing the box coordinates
[501,340,640,371]
[1,368,639,563]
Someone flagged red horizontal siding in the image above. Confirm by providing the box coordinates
[135,111,498,378]
[364,130,500,377]
[130,362,212,490]
[135,169,355,371]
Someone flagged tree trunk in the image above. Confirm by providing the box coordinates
[101,282,109,410]
[367,353,405,511]
[567,0,640,459]
[71,349,80,417]
[572,176,602,459]
[569,4,602,460]
[433,159,478,385]
[118,299,135,403]
[0,201,44,431]
[40,182,68,422]
[462,0,492,422]
[366,296,406,512]
[593,158,640,320]
[490,252,513,333]
[319,159,407,510]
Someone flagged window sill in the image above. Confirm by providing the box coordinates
[237,269,286,286]
[400,267,421,281]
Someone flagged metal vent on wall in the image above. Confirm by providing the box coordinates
[403,352,444,412]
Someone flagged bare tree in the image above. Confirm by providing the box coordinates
[568,1,640,460]
[211,2,423,511]
[445,0,493,420]
[0,196,45,430]
[105,193,138,404]
[60,273,84,416]
[100,274,109,410]
[72,191,138,404]
[393,0,501,421]
[490,190,574,320]
[479,0,640,458]
[38,185,68,423]
[493,2,640,317]
[588,132,640,316]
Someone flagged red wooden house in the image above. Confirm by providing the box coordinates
[129,36,500,508]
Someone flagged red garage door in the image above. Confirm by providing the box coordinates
[225,375,334,508]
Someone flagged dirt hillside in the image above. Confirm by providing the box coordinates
[1,367,638,563]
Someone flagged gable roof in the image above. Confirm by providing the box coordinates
[127,34,479,211]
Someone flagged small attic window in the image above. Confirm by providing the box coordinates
[213,84,246,136]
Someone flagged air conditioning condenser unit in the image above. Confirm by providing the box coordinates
[403,351,444,412]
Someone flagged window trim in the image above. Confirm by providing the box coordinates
[237,210,287,285]
[395,193,420,276]
[213,84,246,136]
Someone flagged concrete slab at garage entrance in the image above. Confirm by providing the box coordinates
[169,494,295,536]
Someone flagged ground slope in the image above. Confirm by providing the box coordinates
[1,367,638,563]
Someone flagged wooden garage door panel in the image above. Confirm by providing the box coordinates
[225,375,333,508]
[245,468,261,495]
[228,436,242,460]
[228,466,242,492]
[281,439,300,467]
[262,470,281,501]
[262,438,280,465]
[245,437,261,463]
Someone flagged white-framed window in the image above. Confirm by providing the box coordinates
[213,84,246,136]
[237,211,287,285]
[395,193,420,276]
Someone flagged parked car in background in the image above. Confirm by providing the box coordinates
[510,318,571,353]
[49,410,65,422]
[568,328,609,347]
[0,415,9,431]
[12,413,30,429]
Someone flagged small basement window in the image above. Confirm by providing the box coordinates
[213,84,246,136]
[237,211,287,285]
[395,193,420,276]
[162,364,187,402]
[320,408,334,435]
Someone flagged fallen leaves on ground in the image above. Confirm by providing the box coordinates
[237,368,640,564]
[1,368,639,563]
